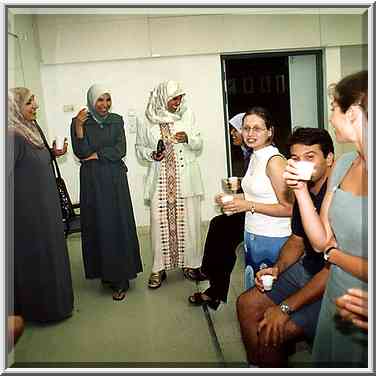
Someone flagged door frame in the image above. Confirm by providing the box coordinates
[220,48,324,176]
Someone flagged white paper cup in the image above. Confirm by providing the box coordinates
[221,195,234,216]
[261,274,274,291]
[295,161,315,181]
[228,176,240,191]
[55,136,65,150]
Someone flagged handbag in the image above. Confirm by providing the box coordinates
[34,122,76,223]
[51,158,76,223]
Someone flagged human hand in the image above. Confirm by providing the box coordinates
[52,138,68,157]
[74,108,89,129]
[174,131,188,143]
[336,288,368,331]
[82,152,98,161]
[222,197,248,215]
[151,151,165,161]
[282,159,309,191]
[214,193,226,206]
[258,305,290,347]
[255,267,279,292]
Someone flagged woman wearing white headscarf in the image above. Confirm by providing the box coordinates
[8,87,74,322]
[71,84,142,301]
[136,80,204,288]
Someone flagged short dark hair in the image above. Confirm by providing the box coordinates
[286,127,334,158]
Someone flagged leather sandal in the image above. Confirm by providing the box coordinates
[148,270,166,289]
[188,292,220,310]
[112,288,126,301]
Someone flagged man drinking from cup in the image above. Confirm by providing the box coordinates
[237,127,334,367]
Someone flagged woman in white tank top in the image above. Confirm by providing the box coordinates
[218,107,293,289]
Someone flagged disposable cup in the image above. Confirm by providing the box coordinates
[221,195,234,216]
[295,161,315,181]
[228,176,240,191]
[55,135,65,150]
[261,274,274,291]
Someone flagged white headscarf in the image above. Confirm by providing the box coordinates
[8,87,44,148]
[87,84,112,125]
[229,112,245,133]
[145,80,187,124]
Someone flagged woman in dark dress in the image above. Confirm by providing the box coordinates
[8,87,74,322]
[71,84,142,301]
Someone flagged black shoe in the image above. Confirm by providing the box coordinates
[183,268,208,282]
[188,292,220,311]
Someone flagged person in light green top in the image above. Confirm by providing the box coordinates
[284,71,368,367]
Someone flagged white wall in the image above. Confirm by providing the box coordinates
[40,54,227,226]
[9,10,369,228]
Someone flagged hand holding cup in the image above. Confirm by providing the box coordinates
[52,137,68,157]
[255,267,278,292]
[75,108,89,129]
[283,159,314,190]
[221,194,234,216]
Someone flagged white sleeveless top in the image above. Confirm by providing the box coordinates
[241,145,291,237]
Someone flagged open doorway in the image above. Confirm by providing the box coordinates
[221,50,323,177]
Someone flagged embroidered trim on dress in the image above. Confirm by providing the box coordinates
[158,123,185,270]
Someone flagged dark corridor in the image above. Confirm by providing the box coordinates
[223,55,293,177]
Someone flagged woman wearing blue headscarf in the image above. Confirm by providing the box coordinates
[71,84,142,301]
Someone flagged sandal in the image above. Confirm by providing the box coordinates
[188,292,220,311]
[112,288,126,301]
[183,268,207,282]
[148,270,166,289]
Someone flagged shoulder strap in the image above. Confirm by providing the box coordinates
[34,121,61,179]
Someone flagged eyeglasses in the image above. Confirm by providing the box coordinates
[242,126,267,134]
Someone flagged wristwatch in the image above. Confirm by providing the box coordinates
[324,246,337,262]
[279,302,292,315]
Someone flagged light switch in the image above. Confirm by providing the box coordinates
[127,109,137,134]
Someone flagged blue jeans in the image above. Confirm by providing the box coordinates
[244,231,289,290]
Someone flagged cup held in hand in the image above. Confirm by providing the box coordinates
[222,177,240,193]
[228,176,240,192]
[55,136,65,150]
[221,194,234,216]
[295,161,315,181]
[261,274,274,291]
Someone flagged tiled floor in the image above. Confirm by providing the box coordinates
[10,225,311,368]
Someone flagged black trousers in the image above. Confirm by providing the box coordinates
[200,212,245,302]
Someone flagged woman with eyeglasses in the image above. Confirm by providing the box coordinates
[217,107,293,291]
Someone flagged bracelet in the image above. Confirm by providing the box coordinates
[250,202,256,215]
[323,246,337,262]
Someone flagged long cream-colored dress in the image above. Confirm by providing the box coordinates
[136,82,204,273]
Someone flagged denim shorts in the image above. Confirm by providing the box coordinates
[244,231,289,290]
[266,259,323,341]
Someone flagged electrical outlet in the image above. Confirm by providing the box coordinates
[63,104,74,112]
